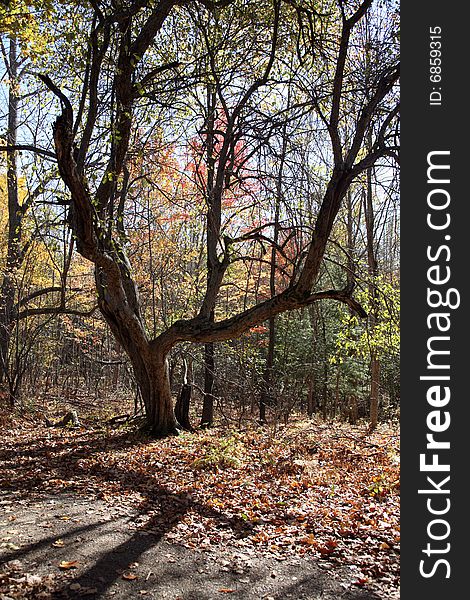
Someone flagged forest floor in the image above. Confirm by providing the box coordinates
[0,410,399,600]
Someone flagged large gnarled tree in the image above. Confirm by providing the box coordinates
[30,0,398,435]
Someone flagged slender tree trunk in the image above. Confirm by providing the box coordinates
[259,315,275,425]
[334,369,340,418]
[319,305,329,419]
[260,112,287,424]
[365,162,380,430]
[307,375,315,417]
[369,356,380,429]
[346,190,357,291]
[201,338,215,427]
[363,19,381,431]
[200,83,217,428]
[0,37,20,397]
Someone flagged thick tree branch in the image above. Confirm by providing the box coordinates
[154,285,365,352]
[328,0,374,166]
[17,305,98,321]
[0,144,56,159]
[15,286,64,309]
[345,64,400,168]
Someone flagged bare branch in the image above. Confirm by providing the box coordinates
[0,144,56,159]
[17,305,98,321]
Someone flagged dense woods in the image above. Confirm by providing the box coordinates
[0,0,399,432]
[0,1,399,598]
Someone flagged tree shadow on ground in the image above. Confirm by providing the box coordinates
[1,429,256,597]
[1,429,386,599]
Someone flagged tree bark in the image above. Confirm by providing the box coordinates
[174,357,193,431]
[369,356,380,430]
[307,376,315,417]
[0,36,20,398]
[175,383,193,432]
[201,340,215,428]
[130,348,179,437]
[260,315,275,425]
[365,154,380,430]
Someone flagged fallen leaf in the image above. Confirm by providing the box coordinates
[59,560,79,570]
[218,589,236,594]
[318,545,336,555]
[52,539,65,548]
[122,572,138,580]
[6,542,20,550]
[380,541,390,550]
[301,534,316,546]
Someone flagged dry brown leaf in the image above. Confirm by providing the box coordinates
[301,534,316,546]
[380,542,390,550]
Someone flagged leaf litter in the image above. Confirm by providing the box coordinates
[0,417,399,598]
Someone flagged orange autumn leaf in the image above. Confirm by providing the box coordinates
[58,560,79,570]
[122,572,138,581]
[301,534,316,546]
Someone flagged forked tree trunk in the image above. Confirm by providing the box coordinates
[94,264,180,436]
[43,0,397,438]
[130,349,179,437]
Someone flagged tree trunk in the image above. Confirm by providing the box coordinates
[0,36,20,390]
[175,383,193,432]
[200,83,217,429]
[260,314,275,425]
[363,30,381,431]
[259,389,267,425]
[349,395,358,424]
[364,165,380,430]
[369,353,380,430]
[175,358,193,431]
[131,350,179,437]
[201,340,215,428]
[307,376,315,417]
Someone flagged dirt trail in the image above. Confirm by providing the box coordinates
[1,492,386,600]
